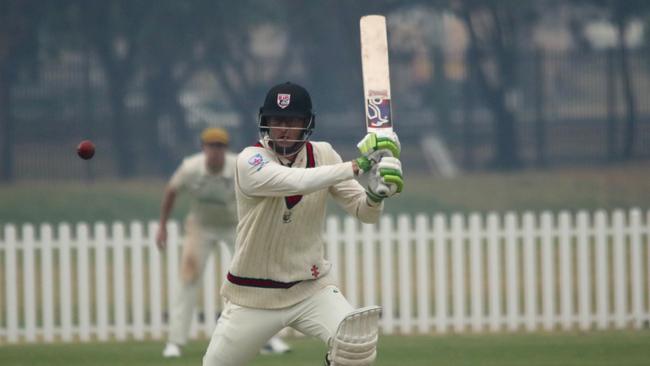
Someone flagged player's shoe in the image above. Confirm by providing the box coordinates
[162,342,182,358]
[260,336,291,355]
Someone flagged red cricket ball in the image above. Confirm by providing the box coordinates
[77,140,95,160]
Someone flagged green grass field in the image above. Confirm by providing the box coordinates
[1,331,650,366]
[1,162,649,225]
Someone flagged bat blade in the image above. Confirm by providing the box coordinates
[360,15,393,136]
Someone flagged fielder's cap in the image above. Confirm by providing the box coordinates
[201,127,229,145]
[259,82,313,119]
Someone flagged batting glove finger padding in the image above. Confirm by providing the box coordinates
[357,132,401,160]
[366,157,403,202]
[377,157,403,193]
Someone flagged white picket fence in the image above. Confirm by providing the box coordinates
[1,209,649,344]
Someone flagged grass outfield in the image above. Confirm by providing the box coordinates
[1,331,650,366]
[1,162,649,225]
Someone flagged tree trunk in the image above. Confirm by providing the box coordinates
[605,49,618,161]
[461,7,521,171]
[0,65,14,182]
[533,48,546,167]
[462,47,476,170]
[107,77,134,177]
[491,89,520,170]
[432,46,452,142]
[615,18,637,160]
[143,65,183,175]
[167,83,191,154]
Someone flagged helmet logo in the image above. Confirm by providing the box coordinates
[277,93,291,109]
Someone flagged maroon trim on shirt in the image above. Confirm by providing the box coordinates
[285,142,315,209]
[305,141,315,168]
[227,272,301,289]
[253,142,263,147]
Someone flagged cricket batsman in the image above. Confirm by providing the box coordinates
[202,82,403,365]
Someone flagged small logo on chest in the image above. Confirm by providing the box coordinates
[311,265,320,278]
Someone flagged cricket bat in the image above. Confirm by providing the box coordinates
[360,15,393,137]
[360,15,394,195]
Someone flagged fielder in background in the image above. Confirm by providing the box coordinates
[202,82,403,366]
[156,127,291,358]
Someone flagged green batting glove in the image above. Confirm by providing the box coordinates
[357,132,401,160]
[366,157,404,203]
[355,156,373,174]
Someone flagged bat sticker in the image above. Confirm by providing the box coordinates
[366,97,392,128]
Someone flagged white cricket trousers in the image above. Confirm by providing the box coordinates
[202,285,354,366]
[168,217,235,346]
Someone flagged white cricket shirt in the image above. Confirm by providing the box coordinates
[169,152,238,229]
[221,140,383,309]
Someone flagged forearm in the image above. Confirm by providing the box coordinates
[159,188,177,225]
[240,161,355,197]
[330,179,383,223]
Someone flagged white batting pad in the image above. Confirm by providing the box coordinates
[329,306,382,366]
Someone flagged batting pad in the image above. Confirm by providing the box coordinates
[328,306,382,366]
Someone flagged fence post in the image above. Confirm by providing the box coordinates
[379,216,395,334]
[95,222,109,341]
[398,214,413,334]
[113,223,127,340]
[612,210,627,328]
[166,221,180,333]
[646,210,650,325]
[148,221,164,338]
[362,222,377,308]
[59,224,73,341]
[487,213,501,332]
[505,213,519,331]
[594,211,609,329]
[76,223,91,341]
[41,224,55,342]
[344,217,359,308]
[576,211,591,331]
[414,214,430,334]
[541,212,555,331]
[434,214,448,333]
[559,211,573,330]
[522,212,537,332]
[451,214,466,332]
[130,222,145,340]
[23,224,37,342]
[629,209,643,329]
[5,225,19,342]
[469,213,484,333]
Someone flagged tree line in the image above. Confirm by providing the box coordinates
[1,0,648,180]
